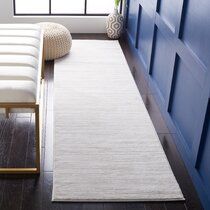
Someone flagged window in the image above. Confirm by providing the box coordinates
[14,0,119,16]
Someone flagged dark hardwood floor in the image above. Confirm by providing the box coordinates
[0,34,203,210]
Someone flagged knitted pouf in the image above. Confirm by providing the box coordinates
[38,22,72,60]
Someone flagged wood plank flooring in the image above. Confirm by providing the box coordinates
[0,34,203,210]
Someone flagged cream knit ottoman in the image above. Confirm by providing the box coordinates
[38,22,72,60]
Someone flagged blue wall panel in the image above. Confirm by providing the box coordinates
[126,0,139,45]
[125,0,210,208]
[170,57,203,149]
[136,8,154,69]
[158,0,181,32]
[198,102,210,198]
[181,0,210,68]
[150,29,175,102]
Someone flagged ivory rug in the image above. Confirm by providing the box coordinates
[53,40,184,202]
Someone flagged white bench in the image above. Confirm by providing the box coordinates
[0,24,44,174]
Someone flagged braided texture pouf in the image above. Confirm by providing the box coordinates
[38,22,72,60]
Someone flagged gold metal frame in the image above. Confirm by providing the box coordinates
[0,103,40,174]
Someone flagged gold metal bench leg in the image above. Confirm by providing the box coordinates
[0,168,39,174]
[35,105,41,173]
[41,45,45,79]
[0,105,41,174]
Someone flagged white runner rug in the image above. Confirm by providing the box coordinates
[53,40,184,202]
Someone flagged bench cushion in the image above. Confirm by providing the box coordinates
[0,29,41,39]
[0,24,41,31]
[0,24,43,107]
[0,37,40,48]
[0,45,39,58]
[0,80,36,103]
[0,66,37,81]
[0,54,38,68]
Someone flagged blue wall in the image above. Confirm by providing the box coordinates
[124,0,210,209]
